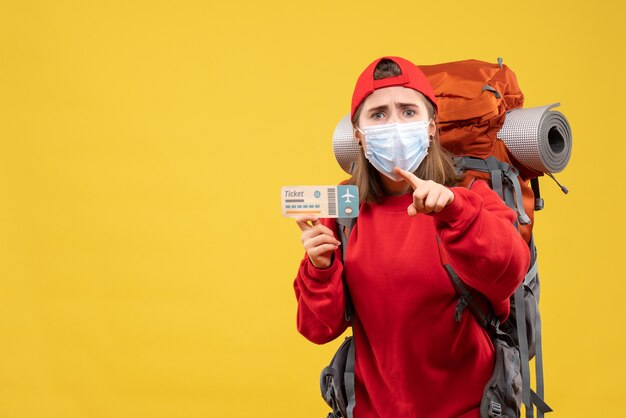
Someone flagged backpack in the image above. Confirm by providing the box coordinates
[323,58,571,418]
[420,58,570,417]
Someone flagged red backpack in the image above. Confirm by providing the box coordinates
[419,58,563,418]
[421,58,537,242]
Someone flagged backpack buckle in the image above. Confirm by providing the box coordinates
[454,295,469,322]
[489,400,502,417]
[534,197,545,211]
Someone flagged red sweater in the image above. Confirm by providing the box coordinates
[293,180,530,418]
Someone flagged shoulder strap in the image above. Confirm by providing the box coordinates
[521,236,553,417]
[336,217,356,322]
[436,237,500,332]
[454,156,531,225]
[336,217,356,260]
[345,338,356,418]
[336,217,357,418]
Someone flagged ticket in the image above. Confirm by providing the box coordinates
[281,185,359,218]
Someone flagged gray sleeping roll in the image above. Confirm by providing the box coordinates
[497,103,572,174]
[332,114,360,174]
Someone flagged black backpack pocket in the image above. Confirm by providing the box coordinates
[480,335,523,418]
[320,336,354,418]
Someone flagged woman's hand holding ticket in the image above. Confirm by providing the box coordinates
[393,167,455,216]
[296,215,341,269]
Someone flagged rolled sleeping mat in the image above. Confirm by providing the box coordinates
[497,103,572,174]
[332,103,572,174]
[333,114,360,174]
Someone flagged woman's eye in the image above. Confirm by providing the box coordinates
[403,109,416,117]
[372,112,384,120]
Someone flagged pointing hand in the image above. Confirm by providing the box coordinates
[393,167,455,216]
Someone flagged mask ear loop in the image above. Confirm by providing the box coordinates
[355,126,364,147]
[428,117,436,142]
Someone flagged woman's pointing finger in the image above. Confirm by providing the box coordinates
[393,167,424,190]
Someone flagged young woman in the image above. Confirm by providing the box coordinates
[293,56,529,418]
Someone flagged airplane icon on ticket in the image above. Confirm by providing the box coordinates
[342,189,355,203]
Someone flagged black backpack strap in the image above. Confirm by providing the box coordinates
[514,280,533,417]
[435,178,499,333]
[336,217,357,418]
[531,390,553,417]
[436,237,499,333]
[337,217,356,322]
[345,337,356,418]
[530,177,544,211]
[525,236,553,417]
[336,217,355,259]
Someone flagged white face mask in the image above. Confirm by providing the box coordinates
[359,120,431,181]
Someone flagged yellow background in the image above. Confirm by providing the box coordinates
[1,0,624,417]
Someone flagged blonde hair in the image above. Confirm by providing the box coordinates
[348,59,460,204]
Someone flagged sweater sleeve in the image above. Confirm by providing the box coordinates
[293,217,349,344]
[431,179,530,320]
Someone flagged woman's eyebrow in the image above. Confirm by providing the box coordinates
[365,104,389,113]
[395,102,420,109]
[365,102,419,113]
